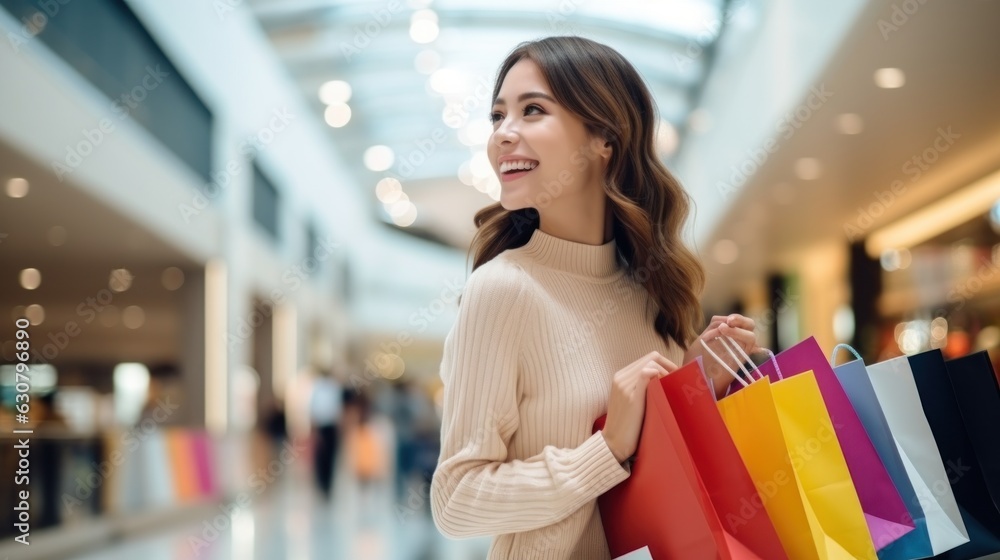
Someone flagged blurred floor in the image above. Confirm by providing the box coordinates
[68,444,491,560]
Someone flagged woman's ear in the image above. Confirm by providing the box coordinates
[590,135,613,161]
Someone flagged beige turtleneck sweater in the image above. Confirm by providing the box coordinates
[431,228,685,560]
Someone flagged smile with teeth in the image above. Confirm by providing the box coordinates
[500,160,539,174]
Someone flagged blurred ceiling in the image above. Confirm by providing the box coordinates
[700,0,1000,306]
[246,0,733,248]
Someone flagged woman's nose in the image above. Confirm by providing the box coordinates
[492,124,517,146]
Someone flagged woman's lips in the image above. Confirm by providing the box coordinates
[500,165,538,183]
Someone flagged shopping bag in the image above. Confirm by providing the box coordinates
[718,364,877,559]
[614,546,653,560]
[660,360,789,559]
[833,353,935,560]
[945,352,1000,508]
[906,350,1000,559]
[752,337,914,549]
[593,359,785,559]
[865,354,970,556]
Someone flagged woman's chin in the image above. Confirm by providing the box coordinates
[499,196,530,212]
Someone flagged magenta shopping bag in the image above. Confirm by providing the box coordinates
[752,337,915,550]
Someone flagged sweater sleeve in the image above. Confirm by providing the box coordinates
[430,261,630,539]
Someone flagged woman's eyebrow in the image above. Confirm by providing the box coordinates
[493,91,556,106]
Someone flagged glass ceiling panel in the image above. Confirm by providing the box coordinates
[247,0,734,244]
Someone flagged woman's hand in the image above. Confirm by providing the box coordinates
[601,351,678,463]
[683,314,761,398]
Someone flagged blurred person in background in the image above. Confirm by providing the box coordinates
[308,369,344,501]
[390,379,438,501]
[430,36,759,560]
[347,391,389,522]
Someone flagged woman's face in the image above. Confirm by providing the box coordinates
[488,59,609,212]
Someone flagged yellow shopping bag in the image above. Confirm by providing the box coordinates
[718,370,877,560]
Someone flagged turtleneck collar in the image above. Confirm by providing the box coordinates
[518,228,621,278]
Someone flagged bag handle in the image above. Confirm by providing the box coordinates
[760,348,784,380]
[699,336,781,385]
[830,343,863,365]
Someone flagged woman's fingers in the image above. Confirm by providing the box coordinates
[719,324,758,353]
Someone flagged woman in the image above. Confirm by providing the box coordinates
[430,36,759,559]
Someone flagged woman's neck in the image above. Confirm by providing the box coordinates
[537,196,614,246]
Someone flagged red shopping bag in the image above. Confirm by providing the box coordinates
[594,360,788,559]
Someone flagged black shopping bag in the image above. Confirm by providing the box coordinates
[907,349,1000,560]
[945,352,1000,512]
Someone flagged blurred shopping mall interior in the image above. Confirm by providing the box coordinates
[1,0,1000,558]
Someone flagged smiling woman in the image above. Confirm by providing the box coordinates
[429,36,761,560]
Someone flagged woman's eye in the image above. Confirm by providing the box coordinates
[523,104,543,116]
[489,112,504,124]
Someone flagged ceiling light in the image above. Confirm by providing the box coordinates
[470,151,492,177]
[656,120,679,157]
[835,113,864,135]
[122,305,145,329]
[794,157,822,180]
[318,80,352,104]
[48,226,67,246]
[162,267,185,291]
[430,68,465,95]
[324,103,352,128]
[5,177,29,198]
[392,204,418,227]
[712,239,739,264]
[457,162,474,186]
[25,304,44,326]
[364,145,395,171]
[410,9,439,44]
[867,167,1000,256]
[487,182,501,201]
[19,268,41,290]
[109,268,133,292]
[414,49,441,75]
[688,108,712,133]
[874,68,905,89]
[472,174,492,193]
[388,199,414,218]
[459,120,492,147]
[375,178,403,203]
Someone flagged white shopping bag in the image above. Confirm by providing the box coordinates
[866,356,969,554]
[613,546,653,560]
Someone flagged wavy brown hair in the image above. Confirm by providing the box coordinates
[470,36,705,347]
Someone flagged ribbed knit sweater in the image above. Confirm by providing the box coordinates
[431,227,685,560]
